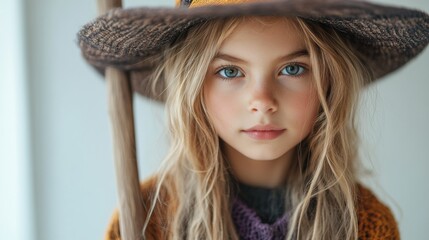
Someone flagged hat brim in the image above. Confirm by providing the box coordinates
[78,0,429,99]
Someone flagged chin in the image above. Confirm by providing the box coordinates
[243,152,286,161]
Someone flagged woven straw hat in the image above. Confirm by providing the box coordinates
[78,0,429,100]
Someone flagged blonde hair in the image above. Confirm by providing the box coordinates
[144,16,371,240]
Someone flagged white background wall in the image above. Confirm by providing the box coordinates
[0,0,427,239]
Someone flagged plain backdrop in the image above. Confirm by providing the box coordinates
[0,0,428,239]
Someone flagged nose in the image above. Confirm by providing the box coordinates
[248,82,278,114]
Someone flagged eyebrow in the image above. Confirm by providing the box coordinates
[213,49,309,64]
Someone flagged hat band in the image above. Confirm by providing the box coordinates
[176,0,261,8]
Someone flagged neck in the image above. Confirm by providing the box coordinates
[225,143,294,188]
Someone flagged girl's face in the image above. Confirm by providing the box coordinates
[203,18,320,162]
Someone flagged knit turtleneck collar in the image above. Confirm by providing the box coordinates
[229,176,290,239]
[232,197,289,240]
[234,180,287,224]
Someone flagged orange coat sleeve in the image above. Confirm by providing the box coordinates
[357,184,400,240]
[104,177,173,240]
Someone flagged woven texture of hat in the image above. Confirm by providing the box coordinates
[78,0,429,99]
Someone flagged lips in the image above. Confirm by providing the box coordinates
[242,124,285,140]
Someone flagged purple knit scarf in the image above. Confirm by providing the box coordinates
[231,197,289,240]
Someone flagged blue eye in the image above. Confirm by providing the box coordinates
[217,66,244,79]
[281,64,305,76]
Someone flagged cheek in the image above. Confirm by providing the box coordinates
[285,89,320,130]
[203,81,240,129]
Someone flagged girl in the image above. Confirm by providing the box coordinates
[78,0,429,239]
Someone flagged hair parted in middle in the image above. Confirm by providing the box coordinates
[144,16,371,240]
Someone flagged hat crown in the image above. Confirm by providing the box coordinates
[176,0,192,7]
[176,0,261,8]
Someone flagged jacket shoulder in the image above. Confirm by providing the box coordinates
[105,175,173,240]
[356,184,400,240]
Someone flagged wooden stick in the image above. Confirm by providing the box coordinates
[97,0,122,15]
[106,68,144,240]
[97,1,145,239]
